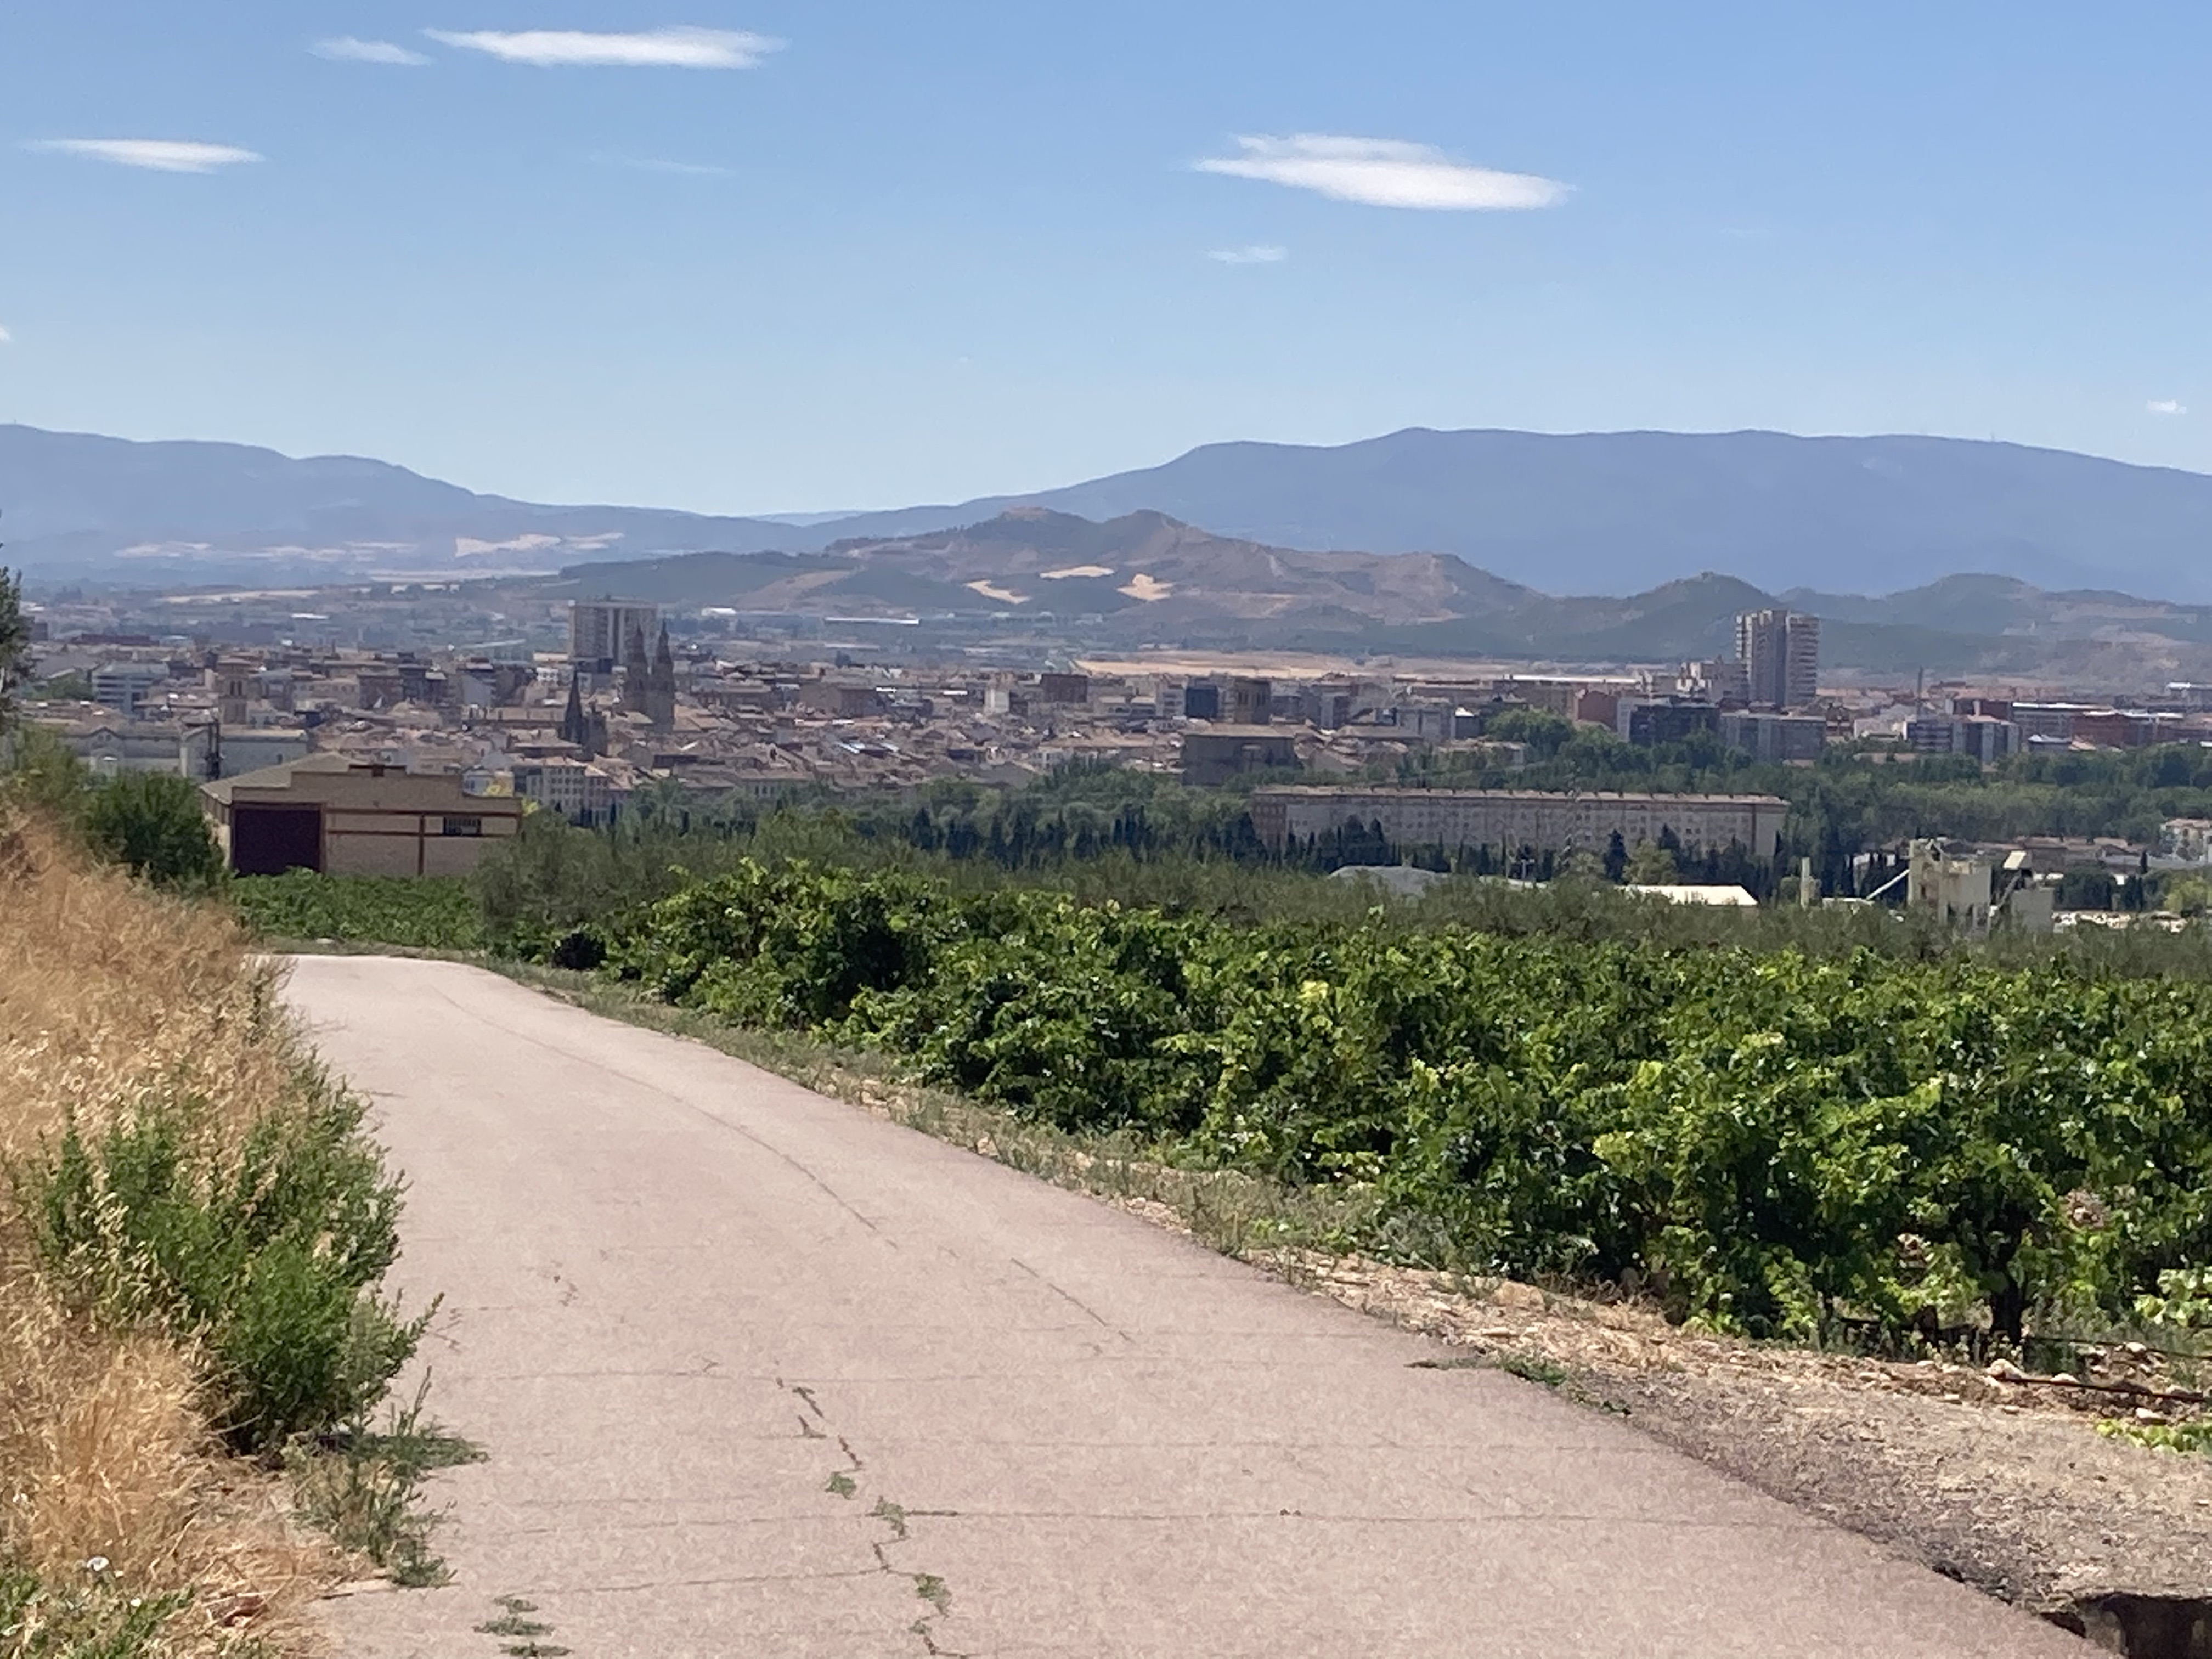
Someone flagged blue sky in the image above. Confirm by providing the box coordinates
[1,1,2204,514]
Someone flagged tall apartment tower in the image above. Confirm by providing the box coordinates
[569,599,661,674]
[1734,609,1820,709]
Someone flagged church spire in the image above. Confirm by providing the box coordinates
[647,624,678,730]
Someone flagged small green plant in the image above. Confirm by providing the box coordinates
[2098,1418,2212,1455]
[476,1597,554,1638]
[870,1497,909,1539]
[474,1602,570,1659]
[1494,1351,1570,1389]
[290,1376,482,1586]
[0,1562,194,1659]
[824,1470,857,1499]
[913,1573,951,1617]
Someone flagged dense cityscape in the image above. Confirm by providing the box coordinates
[16,584,2212,913]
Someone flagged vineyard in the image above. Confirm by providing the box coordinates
[571,860,2212,1348]
[232,871,485,950]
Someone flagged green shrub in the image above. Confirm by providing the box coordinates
[81,772,224,891]
[0,724,96,830]
[24,1077,428,1452]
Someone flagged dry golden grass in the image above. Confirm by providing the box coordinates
[0,814,340,1656]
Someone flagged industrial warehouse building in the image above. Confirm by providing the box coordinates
[200,753,522,877]
[1248,787,1790,862]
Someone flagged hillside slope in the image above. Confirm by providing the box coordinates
[555,507,2212,682]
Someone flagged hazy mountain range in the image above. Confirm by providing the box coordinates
[552,507,2212,683]
[7,421,2209,602]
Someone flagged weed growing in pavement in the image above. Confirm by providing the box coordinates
[1410,1348,1631,1415]
[289,1376,482,1587]
[476,1596,553,1637]
[477,1595,571,1656]
[913,1573,951,1617]
[825,1470,857,1499]
[1494,1351,1571,1389]
[871,1497,909,1539]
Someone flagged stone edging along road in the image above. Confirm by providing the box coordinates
[286,955,2085,1659]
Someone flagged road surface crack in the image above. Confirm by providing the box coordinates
[781,1378,968,1656]
[1008,1256,1135,1343]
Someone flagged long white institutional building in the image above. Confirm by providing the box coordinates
[1249,788,1791,861]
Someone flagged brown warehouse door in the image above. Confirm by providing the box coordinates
[231,804,323,875]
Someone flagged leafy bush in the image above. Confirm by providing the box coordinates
[586,860,2212,1348]
[81,772,224,891]
[232,871,484,950]
[24,1078,427,1452]
[0,724,97,830]
[2135,1266,2212,1330]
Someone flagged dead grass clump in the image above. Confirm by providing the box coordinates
[0,816,290,1169]
[0,1276,201,1582]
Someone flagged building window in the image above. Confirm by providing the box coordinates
[441,815,483,837]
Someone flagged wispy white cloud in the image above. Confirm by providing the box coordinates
[2148,398,2188,416]
[25,139,262,173]
[313,36,430,65]
[0,326,12,345]
[1207,244,1287,264]
[1195,134,1565,211]
[590,151,732,177]
[425,26,780,67]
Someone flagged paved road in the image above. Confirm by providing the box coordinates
[287,956,2083,1659]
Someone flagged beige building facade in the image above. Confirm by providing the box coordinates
[202,753,521,877]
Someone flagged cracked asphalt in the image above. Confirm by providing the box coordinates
[288,956,2085,1659]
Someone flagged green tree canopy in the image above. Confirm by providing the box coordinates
[0,566,30,727]
[83,771,225,890]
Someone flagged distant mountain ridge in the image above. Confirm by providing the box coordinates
[5,421,2209,603]
[0,422,800,584]
[852,429,2212,601]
